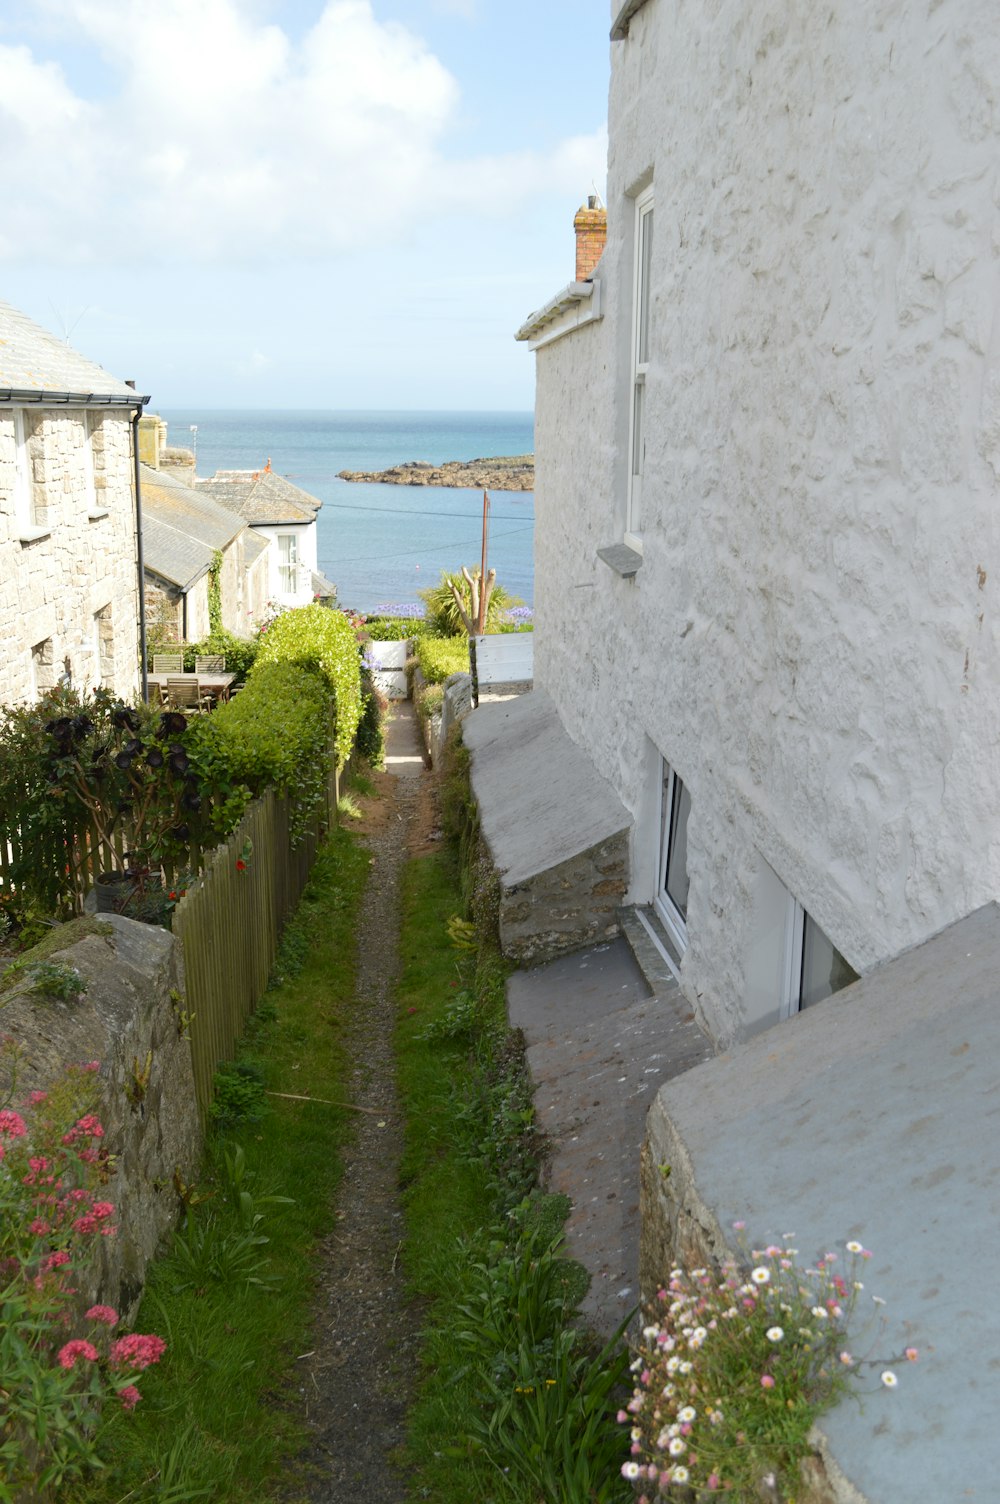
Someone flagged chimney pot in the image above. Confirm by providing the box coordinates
[125,379,136,389]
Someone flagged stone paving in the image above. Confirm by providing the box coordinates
[507,916,711,1337]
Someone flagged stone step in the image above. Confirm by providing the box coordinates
[507,935,712,1337]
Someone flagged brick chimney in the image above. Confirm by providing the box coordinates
[574,196,607,281]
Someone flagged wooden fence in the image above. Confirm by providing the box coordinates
[171,766,338,1120]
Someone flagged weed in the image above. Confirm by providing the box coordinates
[25,958,87,1001]
[416,986,477,1043]
[337,792,363,820]
[210,1062,266,1127]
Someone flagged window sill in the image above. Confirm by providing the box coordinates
[88,509,109,522]
[18,526,51,545]
[597,542,643,578]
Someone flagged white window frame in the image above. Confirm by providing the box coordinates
[277,532,299,596]
[654,760,690,954]
[778,899,857,1020]
[626,185,654,546]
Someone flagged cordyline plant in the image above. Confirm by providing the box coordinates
[0,1042,166,1500]
[622,1230,917,1501]
[43,688,211,883]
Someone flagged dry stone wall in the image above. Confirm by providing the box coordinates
[0,915,201,1322]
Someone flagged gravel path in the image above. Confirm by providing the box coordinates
[292,704,429,1502]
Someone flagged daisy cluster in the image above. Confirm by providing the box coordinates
[620,1232,915,1500]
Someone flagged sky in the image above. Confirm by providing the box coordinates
[0,0,610,410]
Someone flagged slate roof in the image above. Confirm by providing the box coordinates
[0,300,142,402]
[141,465,246,591]
[194,468,322,526]
[311,570,337,600]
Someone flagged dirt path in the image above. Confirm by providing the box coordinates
[292,703,432,1502]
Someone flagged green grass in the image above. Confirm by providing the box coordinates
[395,851,630,1504]
[68,827,370,1504]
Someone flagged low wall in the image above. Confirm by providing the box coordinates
[0,914,201,1323]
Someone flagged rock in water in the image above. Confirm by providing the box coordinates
[337,455,534,492]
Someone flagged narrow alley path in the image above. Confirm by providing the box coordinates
[295,702,427,1503]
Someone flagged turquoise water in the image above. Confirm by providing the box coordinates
[160,410,535,613]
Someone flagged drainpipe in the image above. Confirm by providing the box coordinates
[127,386,150,703]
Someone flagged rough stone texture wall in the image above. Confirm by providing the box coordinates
[0,915,201,1322]
[144,571,185,641]
[498,829,629,965]
[0,408,140,705]
[534,0,1000,1043]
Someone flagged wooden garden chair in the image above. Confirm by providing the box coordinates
[194,654,226,672]
[152,653,184,674]
[165,678,211,713]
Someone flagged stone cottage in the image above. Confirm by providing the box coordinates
[141,464,270,641]
[194,465,336,611]
[0,301,147,705]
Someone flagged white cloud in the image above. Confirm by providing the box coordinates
[0,0,606,264]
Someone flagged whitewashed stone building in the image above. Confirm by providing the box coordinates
[0,302,146,706]
[517,0,1000,1045]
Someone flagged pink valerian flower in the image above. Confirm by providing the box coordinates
[86,1304,119,1327]
[0,1109,27,1138]
[109,1333,166,1371]
[119,1385,141,1410]
[43,1250,71,1271]
[92,1201,114,1221]
[29,1090,48,1105]
[58,1339,99,1369]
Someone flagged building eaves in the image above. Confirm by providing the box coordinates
[515,281,597,344]
[611,0,652,40]
[0,300,147,403]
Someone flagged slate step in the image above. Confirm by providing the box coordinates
[507,935,712,1337]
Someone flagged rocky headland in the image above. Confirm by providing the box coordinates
[337,454,534,492]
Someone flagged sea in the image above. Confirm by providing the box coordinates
[159,410,535,615]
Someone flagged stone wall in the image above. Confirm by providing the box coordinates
[0,408,140,706]
[532,0,1000,1043]
[0,915,202,1322]
[499,829,629,965]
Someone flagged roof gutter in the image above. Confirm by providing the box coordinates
[611,0,651,40]
[0,389,148,407]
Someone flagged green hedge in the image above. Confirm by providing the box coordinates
[415,636,469,685]
[189,662,333,844]
[253,605,362,769]
[362,615,431,642]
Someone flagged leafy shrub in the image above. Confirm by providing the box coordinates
[418,569,523,636]
[415,635,469,685]
[355,664,387,767]
[181,629,260,684]
[27,960,87,1001]
[362,613,431,641]
[188,661,332,843]
[253,604,362,769]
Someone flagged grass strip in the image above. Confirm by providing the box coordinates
[68,825,370,1504]
[394,850,630,1504]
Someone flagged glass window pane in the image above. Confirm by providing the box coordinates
[800,915,859,1009]
[632,378,645,479]
[665,775,691,920]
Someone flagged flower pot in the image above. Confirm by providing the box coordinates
[94,871,130,913]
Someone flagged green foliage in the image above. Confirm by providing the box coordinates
[207,552,223,634]
[27,959,87,1001]
[415,681,445,724]
[355,664,386,767]
[187,661,332,844]
[362,615,431,641]
[181,630,259,684]
[396,851,630,1504]
[415,635,469,685]
[210,1062,267,1128]
[253,604,362,769]
[70,829,368,1503]
[418,569,523,636]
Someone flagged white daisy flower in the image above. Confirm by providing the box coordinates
[669,1437,686,1457]
[846,1240,863,1254]
[672,1466,690,1484]
[751,1267,770,1285]
[881,1370,898,1388]
[621,1461,641,1480]
[678,1405,697,1423]
[766,1326,784,1342]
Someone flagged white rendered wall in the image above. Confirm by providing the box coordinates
[533,0,1000,1043]
[0,409,140,706]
